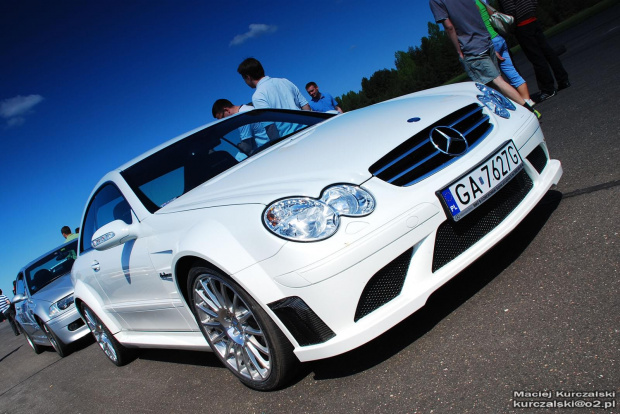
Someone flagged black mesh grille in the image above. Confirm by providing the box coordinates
[526,144,548,174]
[269,297,335,346]
[354,247,413,322]
[432,170,533,272]
[369,104,493,187]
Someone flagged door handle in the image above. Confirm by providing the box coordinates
[91,260,100,272]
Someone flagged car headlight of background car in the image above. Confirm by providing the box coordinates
[263,184,376,242]
[476,82,516,119]
[49,294,75,318]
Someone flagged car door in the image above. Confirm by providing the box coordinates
[75,182,190,331]
[13,273,39,337]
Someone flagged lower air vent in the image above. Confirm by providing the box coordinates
[526,145,548,174]
[354,247,413,322]
[269,297,335,346]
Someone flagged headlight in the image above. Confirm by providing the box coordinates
[475,83,516,119]
[319,185,375,216]
[264,184,375,242]
[49,294,74,317]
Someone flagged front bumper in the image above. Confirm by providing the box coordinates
[236,122,562,362]
[46,305,90,345]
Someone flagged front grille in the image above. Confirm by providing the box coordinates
[526,144,548,174]
[370,104,492,187]
[432,170,533,272]
[269,297,335,346]
[354,247,413,322]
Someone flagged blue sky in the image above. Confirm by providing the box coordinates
[0,0,435,294]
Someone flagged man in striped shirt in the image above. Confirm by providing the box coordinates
[498,0,570,102]
[0,289,20,335]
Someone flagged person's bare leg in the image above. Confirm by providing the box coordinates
[516,82,531,101]
[491,75,526,106]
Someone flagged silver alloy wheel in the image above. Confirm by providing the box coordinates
[25,333,36,350]
[192,274,272,381]
[42,323,60,353]
[83,307,118,363]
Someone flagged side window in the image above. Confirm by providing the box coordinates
[15,273,26,297]
[80,184,133,253]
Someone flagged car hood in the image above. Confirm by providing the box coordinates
[31,273,74,305]
[159,88,478,213]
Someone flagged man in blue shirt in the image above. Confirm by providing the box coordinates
[211,99,271,160]
[237,58,310,111]
[237,58,310,138]
[305,82,343,113]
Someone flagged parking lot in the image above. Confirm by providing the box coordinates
[1,5,618,413]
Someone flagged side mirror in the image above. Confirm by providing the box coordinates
[91,220,138,251]
[12,294,26,303]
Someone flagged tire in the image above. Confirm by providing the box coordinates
[81,305,134,366]
[42,322,69,357]
[188,266,298,391]
[23,329,44,354]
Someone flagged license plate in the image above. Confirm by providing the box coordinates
[438,141,523,221]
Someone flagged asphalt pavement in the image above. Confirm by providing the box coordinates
[0,4,618,413]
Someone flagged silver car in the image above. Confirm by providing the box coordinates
[13,239,90,356]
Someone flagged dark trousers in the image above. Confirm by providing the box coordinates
[2,307,20,336]
[515,20,568,93]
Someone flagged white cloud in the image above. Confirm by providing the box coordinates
[230,24,277,46]
[0,94,44,127]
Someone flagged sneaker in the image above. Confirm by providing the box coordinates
[524,102,542,119]
[526,99,536,107]
[558,80,571,90]
[536,90,557,103]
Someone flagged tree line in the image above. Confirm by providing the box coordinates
[336,0,605,112]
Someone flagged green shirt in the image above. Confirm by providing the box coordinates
[64,233,78,242]
[476,0,499,39]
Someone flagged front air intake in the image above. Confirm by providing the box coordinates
[269,297,335,346]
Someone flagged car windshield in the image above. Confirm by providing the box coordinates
[121,109,334,213]
[25,240,78,295]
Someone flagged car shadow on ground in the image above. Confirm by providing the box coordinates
[138,348,223,368]
[0,346,22,362]
[307,190,563,382]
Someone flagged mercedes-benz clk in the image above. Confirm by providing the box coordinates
[71,83,562,390]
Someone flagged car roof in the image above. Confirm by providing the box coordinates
[17,239,79,274]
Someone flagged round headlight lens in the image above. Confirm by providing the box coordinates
[264,198,339,241]
[320,185,375,216]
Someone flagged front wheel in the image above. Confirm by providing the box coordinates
[23,329,44,354]
[42,322,69,357]
[188,266,298,391]
[81,305,134,366]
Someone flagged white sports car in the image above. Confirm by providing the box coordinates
[71,82,562,390]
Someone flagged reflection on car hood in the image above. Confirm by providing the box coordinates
[32,273,74,304]
[160,90,476,213]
